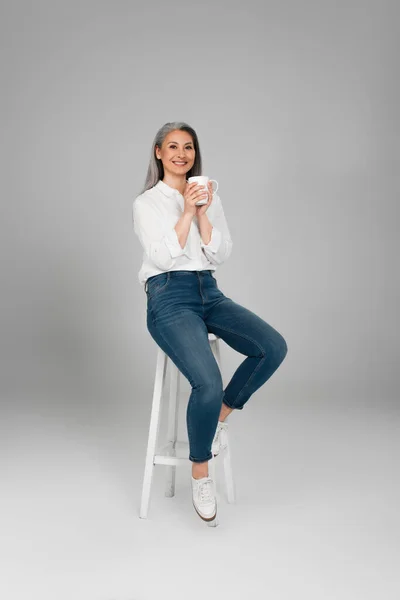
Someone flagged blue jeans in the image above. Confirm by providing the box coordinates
[145,270,288,463]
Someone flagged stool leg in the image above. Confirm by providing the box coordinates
[165,362,180,497]
[139,349,168,519]
[209,340,220,498]
[212,338,236,504]
[223,429,236,503]
[207,454,219,527]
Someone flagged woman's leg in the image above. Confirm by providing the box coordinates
[147,309,224,478]
[205,297,288,411]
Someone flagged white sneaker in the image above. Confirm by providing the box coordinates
[211,420,229,457]
[191,476,217,522]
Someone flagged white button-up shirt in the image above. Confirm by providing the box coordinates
[132,179,233,287]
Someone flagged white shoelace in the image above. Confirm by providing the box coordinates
[199,479,213,502]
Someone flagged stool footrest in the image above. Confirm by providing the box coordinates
[157,440,189,455]
[154,455,189,466]
[154,440,190,465]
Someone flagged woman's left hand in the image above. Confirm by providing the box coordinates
[196,181,214,217]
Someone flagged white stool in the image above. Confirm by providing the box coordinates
[139,333,236,521]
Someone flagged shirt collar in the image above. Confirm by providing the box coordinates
[155,179,183,198]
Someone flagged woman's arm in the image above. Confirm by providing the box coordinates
[174,212,194,251]
[197,193,233,265]
[133,198,192,270]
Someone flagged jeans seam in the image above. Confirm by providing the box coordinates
[207,321,267,409]
[186,383,196,455]
[234,353,268,407]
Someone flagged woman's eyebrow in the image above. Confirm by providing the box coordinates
[168,141,192,145]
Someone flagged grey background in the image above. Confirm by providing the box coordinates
[1,1,399,599]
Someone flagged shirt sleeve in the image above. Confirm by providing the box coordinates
[132,197,191,270]
[199,193,233,265]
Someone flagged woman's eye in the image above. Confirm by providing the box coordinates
[170,145,192,149]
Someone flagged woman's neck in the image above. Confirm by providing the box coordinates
[162,175,187,196]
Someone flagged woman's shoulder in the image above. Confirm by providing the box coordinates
[133,186,158,209]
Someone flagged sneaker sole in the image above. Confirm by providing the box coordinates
[192,498,217,522]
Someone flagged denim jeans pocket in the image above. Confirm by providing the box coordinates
[145,272,171,300]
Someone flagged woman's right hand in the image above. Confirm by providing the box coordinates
[183,182,208,217]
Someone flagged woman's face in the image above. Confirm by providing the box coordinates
[155,130,195,176]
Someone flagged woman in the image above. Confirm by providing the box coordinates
[132,121,288,523]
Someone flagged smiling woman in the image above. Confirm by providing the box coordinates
[133,121,288,526]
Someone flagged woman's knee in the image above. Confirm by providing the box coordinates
[193,375,224,405]
[278,335,288,362]
[263,330,288,365]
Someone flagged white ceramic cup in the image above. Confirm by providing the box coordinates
[187,175,219,205]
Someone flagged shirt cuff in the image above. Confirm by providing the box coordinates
[200,227,222,253]
[164,227,191,258]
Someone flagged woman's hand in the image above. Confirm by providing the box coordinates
[182,182,208,217]
[196,180,214,217]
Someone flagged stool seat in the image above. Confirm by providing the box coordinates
[139,331,236,522]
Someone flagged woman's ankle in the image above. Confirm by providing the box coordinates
[192,460,209,479]
[219,402,234,422]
